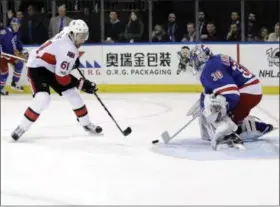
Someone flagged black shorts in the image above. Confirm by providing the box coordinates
[27,67,78,96]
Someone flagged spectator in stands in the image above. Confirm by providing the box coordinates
[202,22,220,41]
[246,13,259,41]
[16,10,24,22]
[267,22,280,42]
[256,27,269,41]
[181,22,196,42]
[124,11,144,43]
[151,24,170,42]
[165,13,180,42]
[105,10,124,43]
[80,7,95,42]
[198,10,208,40]
[21,5,47,44]
[48,4,72,38]
[231,11,240,27]
[7,10,14,25]
[226,23,241,41]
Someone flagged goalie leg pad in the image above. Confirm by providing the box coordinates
[211,116,238,143]
[198,114,213,141]
[237,115,274,141]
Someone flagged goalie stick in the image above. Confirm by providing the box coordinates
[76,67,132,137]
[161,112,200,144]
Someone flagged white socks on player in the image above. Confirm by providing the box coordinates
[18,88,91,132]
[62,88,90,126]
[19,92,51,131]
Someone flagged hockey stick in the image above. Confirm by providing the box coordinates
[161,113,200,144]
[186,98,200,117]
[75,67,132,136]
[1,52,27,62]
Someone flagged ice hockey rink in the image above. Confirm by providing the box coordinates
[1,93,279,205]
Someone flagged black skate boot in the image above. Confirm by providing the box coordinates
[83,123,103,135]
[11,126,25,141]
[11,81,24,92]
[224,133,245,150]
[0,88,9,95]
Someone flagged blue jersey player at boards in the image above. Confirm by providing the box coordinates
[0,17,29,95]
[188,44,274,150]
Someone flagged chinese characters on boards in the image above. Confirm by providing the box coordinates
[105,52,172,76]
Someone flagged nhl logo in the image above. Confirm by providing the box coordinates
[266,48,280,67]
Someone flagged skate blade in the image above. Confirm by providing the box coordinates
[214,143,246,151]
[233,143,246,150]
[214,143,229,151]
[11,86,24,92]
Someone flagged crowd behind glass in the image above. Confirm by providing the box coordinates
[0,0,279,44]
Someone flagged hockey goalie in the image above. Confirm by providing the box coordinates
[188,44,275,150]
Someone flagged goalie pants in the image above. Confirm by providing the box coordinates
[231,93,262,124]
[17,67,90,131]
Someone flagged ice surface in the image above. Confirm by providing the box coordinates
[1,93,279,205]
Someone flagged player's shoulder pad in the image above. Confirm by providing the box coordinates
[56,43,78,62]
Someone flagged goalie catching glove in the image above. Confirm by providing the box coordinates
[78,78,98,94]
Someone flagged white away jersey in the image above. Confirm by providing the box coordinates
[27,28,78,78]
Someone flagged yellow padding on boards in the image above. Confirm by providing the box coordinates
[4,85,279,94]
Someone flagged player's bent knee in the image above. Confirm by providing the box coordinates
[62,88,84,109]
[31,92,51,112]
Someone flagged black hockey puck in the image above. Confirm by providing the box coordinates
[152,139,159,144]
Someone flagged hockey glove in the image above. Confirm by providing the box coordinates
[21,49,29,59]
[78,79,98,94]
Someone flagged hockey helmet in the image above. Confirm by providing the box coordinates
[69,19,89,44]
[189,44,213,74]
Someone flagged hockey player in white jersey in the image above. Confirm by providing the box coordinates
[11,19,102,140]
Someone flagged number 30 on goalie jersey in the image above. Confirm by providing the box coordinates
[200,54,258,112]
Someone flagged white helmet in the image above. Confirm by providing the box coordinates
[69,19,89,43]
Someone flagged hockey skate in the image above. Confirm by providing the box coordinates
[11,126,25,141]
[11,81,24,92]
[83,123,103,135]
[212,133,245,151]
[0,88,9,95]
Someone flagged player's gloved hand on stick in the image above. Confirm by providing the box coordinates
[22,49,29,59]
[78,78,98,94]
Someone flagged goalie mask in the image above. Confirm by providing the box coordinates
[189,44,213,75]
[68,19,89,46]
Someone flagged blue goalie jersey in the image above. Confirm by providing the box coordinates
[200,54,260,112]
